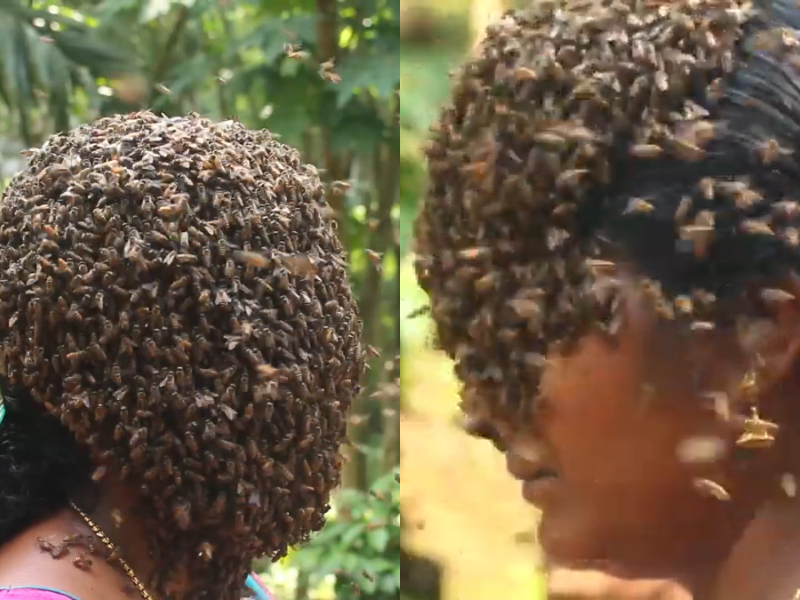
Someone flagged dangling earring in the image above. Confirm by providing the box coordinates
[735,405,778,449]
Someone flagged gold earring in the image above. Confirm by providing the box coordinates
[735,406,778,449]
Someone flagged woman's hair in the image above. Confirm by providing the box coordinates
[0,112,364,599]
[414,0,800,416]
[0,382,91,544]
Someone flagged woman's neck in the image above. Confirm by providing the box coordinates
[709,494,800,600]
[73,483,159,597]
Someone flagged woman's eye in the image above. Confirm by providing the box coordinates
[463,417,507,451]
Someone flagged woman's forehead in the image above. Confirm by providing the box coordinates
[456,281,691,412]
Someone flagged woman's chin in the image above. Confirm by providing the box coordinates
[537,513,700,583]
[536,512,611,569]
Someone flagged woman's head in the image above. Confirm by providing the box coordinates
[415,0,800,583]
[0,112,363,599]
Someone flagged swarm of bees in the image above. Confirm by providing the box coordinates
[0,111,364,599]
[414,0,800,442]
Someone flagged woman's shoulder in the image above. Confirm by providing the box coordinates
[0,514,128,600]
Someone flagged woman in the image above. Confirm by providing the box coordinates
[414,0,800,598]
[0,112,363,600]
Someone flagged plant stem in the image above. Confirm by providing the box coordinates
[343,111,399,489]
[315,0,351,239]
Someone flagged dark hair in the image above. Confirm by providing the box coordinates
[0,381,91,543]
[414,0,800,416]
[0,112,364,599]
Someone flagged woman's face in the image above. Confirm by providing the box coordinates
[469,284,774,581]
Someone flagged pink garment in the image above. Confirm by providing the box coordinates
[0,590,79,600]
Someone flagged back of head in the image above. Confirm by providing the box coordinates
[0,112,364,598]
[415,0,800,416]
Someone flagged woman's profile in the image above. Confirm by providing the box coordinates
[415,0,800,597]
[0,112,363,600]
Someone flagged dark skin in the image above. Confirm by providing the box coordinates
[466,276,800,599]
[0,483,174,600]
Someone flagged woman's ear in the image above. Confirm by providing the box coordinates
[736,276,800,397]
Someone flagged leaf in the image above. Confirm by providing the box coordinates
[316,552,347,577]
[260,70,317,147]
[306,520,350,545]
[11,21,33,102]
[168,54,214,96]
[367,527,389,552]
[236,14,317,66]
[0,2,130,75]
[141,0,174,23]
[0,16,17,106]
[50,29,132,75]
[92,0,140,20]
[0,71,10,107]
[340,522,367,549]
[372,467,400,491]
[329,102,386,155]
[336,49,399,107]
[381,571,400,593]
[341,552,361,572]
[357,572,378,594]
[43,37,71,132]
[258,0,316,13]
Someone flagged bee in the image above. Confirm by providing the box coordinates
[317,58,341,82]
[72,554,93,571]
[37,537,56,555]
[629,144,663,158]
[781,473,797,498]
[624,197,656,214]
[759,287,795,305]
[198,541,215,561]
[759,138,792,164]
[172,502,191,530]
[740,219,775,236]
[693,478,731,501]
[91,466,107,481]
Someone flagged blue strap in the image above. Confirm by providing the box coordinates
[245,574,273,600]
[1,587,82,600]
[5,575,267,600]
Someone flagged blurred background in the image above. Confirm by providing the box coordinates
[0,1,399,599]
[399,0,546,599]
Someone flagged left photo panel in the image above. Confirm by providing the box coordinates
[0,1,400,599]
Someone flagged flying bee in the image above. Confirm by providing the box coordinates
[318,58,341,83]
[693,478,730,501]
[284,43,309,60]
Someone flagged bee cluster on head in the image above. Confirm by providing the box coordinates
[0,112,364,599]
[415,0,800,420]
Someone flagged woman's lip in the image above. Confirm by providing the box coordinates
[521,473,559,507]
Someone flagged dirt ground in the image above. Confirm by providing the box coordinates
[401,346,545,600]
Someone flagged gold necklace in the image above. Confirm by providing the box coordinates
[69,502,154,600]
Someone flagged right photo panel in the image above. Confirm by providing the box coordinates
[402,0,800,599]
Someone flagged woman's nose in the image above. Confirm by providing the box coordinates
[508,435,549,463]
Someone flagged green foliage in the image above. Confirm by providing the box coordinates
[288,467,401,600]
[0,1,131,141]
